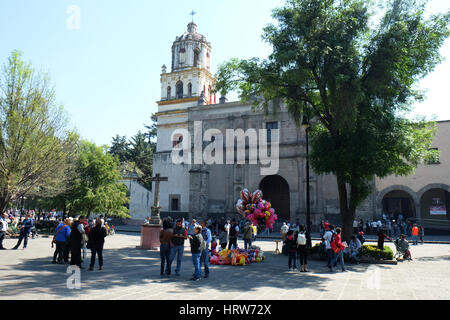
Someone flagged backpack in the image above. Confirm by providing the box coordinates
[297,232,307,246]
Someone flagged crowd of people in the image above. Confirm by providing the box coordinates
[157,216,261,281]
[0,210,113,271]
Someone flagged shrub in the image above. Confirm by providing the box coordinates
[360,245,394,260]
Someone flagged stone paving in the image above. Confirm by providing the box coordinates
[1,232,450,300]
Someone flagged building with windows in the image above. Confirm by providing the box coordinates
[152,22,450,231]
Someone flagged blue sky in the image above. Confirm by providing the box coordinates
[1,0,449,146]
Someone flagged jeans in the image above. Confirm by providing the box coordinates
[90,243,104,268]
[14,231,30,248]
[244,239,252,250]
[351,251,360,263]
[201,249,210,276]
[53,241,66,262]
[412,235,419,245]
[192,252,202,279]
[288,251,297,269]
[160,243,172,275]
[170,245,184,274]
[332,250,345,271]
[326,249,334,268]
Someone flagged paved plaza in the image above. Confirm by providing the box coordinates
[1,233,450,300]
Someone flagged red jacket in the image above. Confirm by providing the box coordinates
[333,234,345,251]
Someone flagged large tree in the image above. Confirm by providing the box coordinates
[216,0,450,241]
[0,50,78,212]
[72,140,129,219]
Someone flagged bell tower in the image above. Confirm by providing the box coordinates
[158,22,216,108]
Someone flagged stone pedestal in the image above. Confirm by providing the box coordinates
[140,224,162,250]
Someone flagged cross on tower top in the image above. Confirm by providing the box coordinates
[190,10,197,23]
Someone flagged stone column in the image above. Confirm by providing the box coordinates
[189,164,210,220]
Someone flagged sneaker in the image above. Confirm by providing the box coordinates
[99,267,103,271]
[88,267,94,271]
[190,277,200,281]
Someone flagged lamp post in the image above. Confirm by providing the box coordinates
[301,116,312,248]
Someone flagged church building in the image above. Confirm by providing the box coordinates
[152,21,450,231]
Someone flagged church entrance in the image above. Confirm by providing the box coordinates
[382,190,416,220]
[259,175,290,221]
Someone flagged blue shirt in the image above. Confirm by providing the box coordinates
[201,227,212,250]
[21,218,34,234]
[54,223,71,242]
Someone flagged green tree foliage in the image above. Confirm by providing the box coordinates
[109,114,157,190]
[0,50,79,212]
[72,140,129,219]
[216,0,450,241]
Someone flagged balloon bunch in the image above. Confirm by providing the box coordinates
[236,189,278,229]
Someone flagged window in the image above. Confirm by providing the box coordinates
[188,83,192,97]
[194,48,200,67]
[266,122,278,143]
[208,85,212,104]
[427,148,440,165]
[170,195,180,211]
[167,86,171,99]
[176,81,183,99]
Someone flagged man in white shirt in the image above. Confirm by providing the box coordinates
[280,223,289,241]
[0,212,9,250]
[322,225,335,270]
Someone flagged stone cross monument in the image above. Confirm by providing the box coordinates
[140,173,168,250]
[148,173,168,225]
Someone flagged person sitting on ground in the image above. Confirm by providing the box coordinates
[348,235,362,264]
[397,234,412,260]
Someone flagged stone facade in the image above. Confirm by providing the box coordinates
[152,22,450,229]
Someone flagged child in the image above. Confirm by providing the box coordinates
[285,230,297,271]
[218,227,228,250]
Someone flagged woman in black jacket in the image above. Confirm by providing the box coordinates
[88,218,107,271]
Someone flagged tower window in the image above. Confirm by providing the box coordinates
[167,86,171,99]
[194,48,200,67]
[188,83,192,97]
[176,81,183,99]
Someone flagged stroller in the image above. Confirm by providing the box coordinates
[394,238,412,261]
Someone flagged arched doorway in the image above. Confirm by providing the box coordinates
[259,175,290,220]
[382,190,416,220]
[420,187,450,226]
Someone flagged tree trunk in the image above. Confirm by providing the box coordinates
[336,174,355,242]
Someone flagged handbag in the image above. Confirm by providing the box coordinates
[51,225,66,248]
